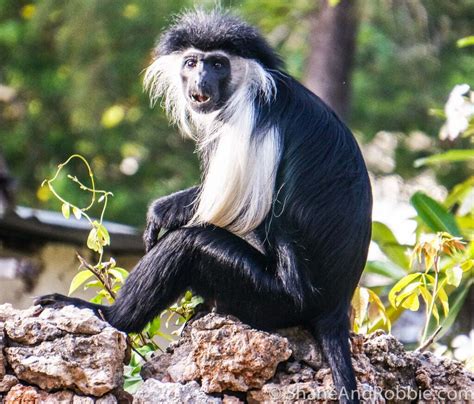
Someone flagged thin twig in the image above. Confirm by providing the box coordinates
[130,343,148,362]
[76,253,116,299]
[416,326,443,352]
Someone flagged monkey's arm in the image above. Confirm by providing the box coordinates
[144,186,199,252]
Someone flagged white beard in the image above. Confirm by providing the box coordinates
[144,51,281,235]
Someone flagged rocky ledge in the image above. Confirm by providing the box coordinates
[0,304,473,403]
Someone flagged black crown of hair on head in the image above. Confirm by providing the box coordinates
[156,9,283,70]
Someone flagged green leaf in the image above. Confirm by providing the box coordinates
[414,150,474,167]
[389,273,422,307]
[457,36,474,48]
[364,260,407,280]
[147,316,161,336]
[87,228,100,252]
[445,265,463,287]
[410,192,461,236]
[84,280,103,289]
[367,288,391,331]
[61,203,70,219]
[418,285,432,308]
[401,293,420,311]
[395,281,422,306]
[72,206,82,220]
[109,268,125,283]
[96,223,111,246]
[371,222,410,269]
[461,259,473,272]
[437,286,450,317]
[90,294,105,304]
[68,270,94,295]
[110,267,129,282]
[426,279,473,340]
[352,287,369,331]
[124,376,143,394]
[444,177,474,209]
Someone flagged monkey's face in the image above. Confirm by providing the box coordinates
[180,50,232,114]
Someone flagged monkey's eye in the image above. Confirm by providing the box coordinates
[185,59,197,68]
[213,61,223,69]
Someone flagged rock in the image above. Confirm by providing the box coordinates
[355,331,417,394]
[4,384,119,403]
[5,384,73,403]
[6,327,126,396]
[1,305,473,403]
[0,323,5,379]
[277,327,324,369]
[0,303,127,397]
[4,306,107,345]
[134,379,221,403]
[0,318,19,394]
[0,375,19,393]
[0,303,39,322]
[415,351,474,403]
[142,313,292,393]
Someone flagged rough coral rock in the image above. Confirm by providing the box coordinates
[4,384,119,403]
[0,303,127,398]
[1,304,473,403]
[142,313,292,393]
[134,379,221,404]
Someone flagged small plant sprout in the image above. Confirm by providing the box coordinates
[389,232,466,350]
[41,154,123,304]
[43,154,203,393]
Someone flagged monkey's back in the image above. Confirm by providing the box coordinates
[260,73,372,310]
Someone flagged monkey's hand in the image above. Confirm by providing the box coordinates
[144,187,199,252]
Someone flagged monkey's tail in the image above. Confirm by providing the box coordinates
[308,315,360,404]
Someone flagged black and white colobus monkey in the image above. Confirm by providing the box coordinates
[37,10,372,403]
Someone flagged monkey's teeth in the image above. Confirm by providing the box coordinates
[192,94,210,103]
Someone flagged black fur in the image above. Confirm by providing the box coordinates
[36,11,372,404]
[156,10,283,70]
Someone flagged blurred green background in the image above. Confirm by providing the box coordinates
[1,0,473,227]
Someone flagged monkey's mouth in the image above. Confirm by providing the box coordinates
[190,93,210,103]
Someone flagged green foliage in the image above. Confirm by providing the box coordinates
[415,150,474,167]
[2,0,474,224]
[361,82,474,355]
[351,286,390,334]
[390,233,467,346]
[457,36,474,48]
[410,192,461,237]
[1,0,199,227]
[371,221,410,269]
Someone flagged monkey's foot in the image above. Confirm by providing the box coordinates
[34,293,103,316]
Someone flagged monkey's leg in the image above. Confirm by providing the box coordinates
[111,226,305,332]
[37,226,301,332]
[144,186,199,251]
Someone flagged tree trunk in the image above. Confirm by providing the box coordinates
[0,152,14,213]
[304,0,359,120]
